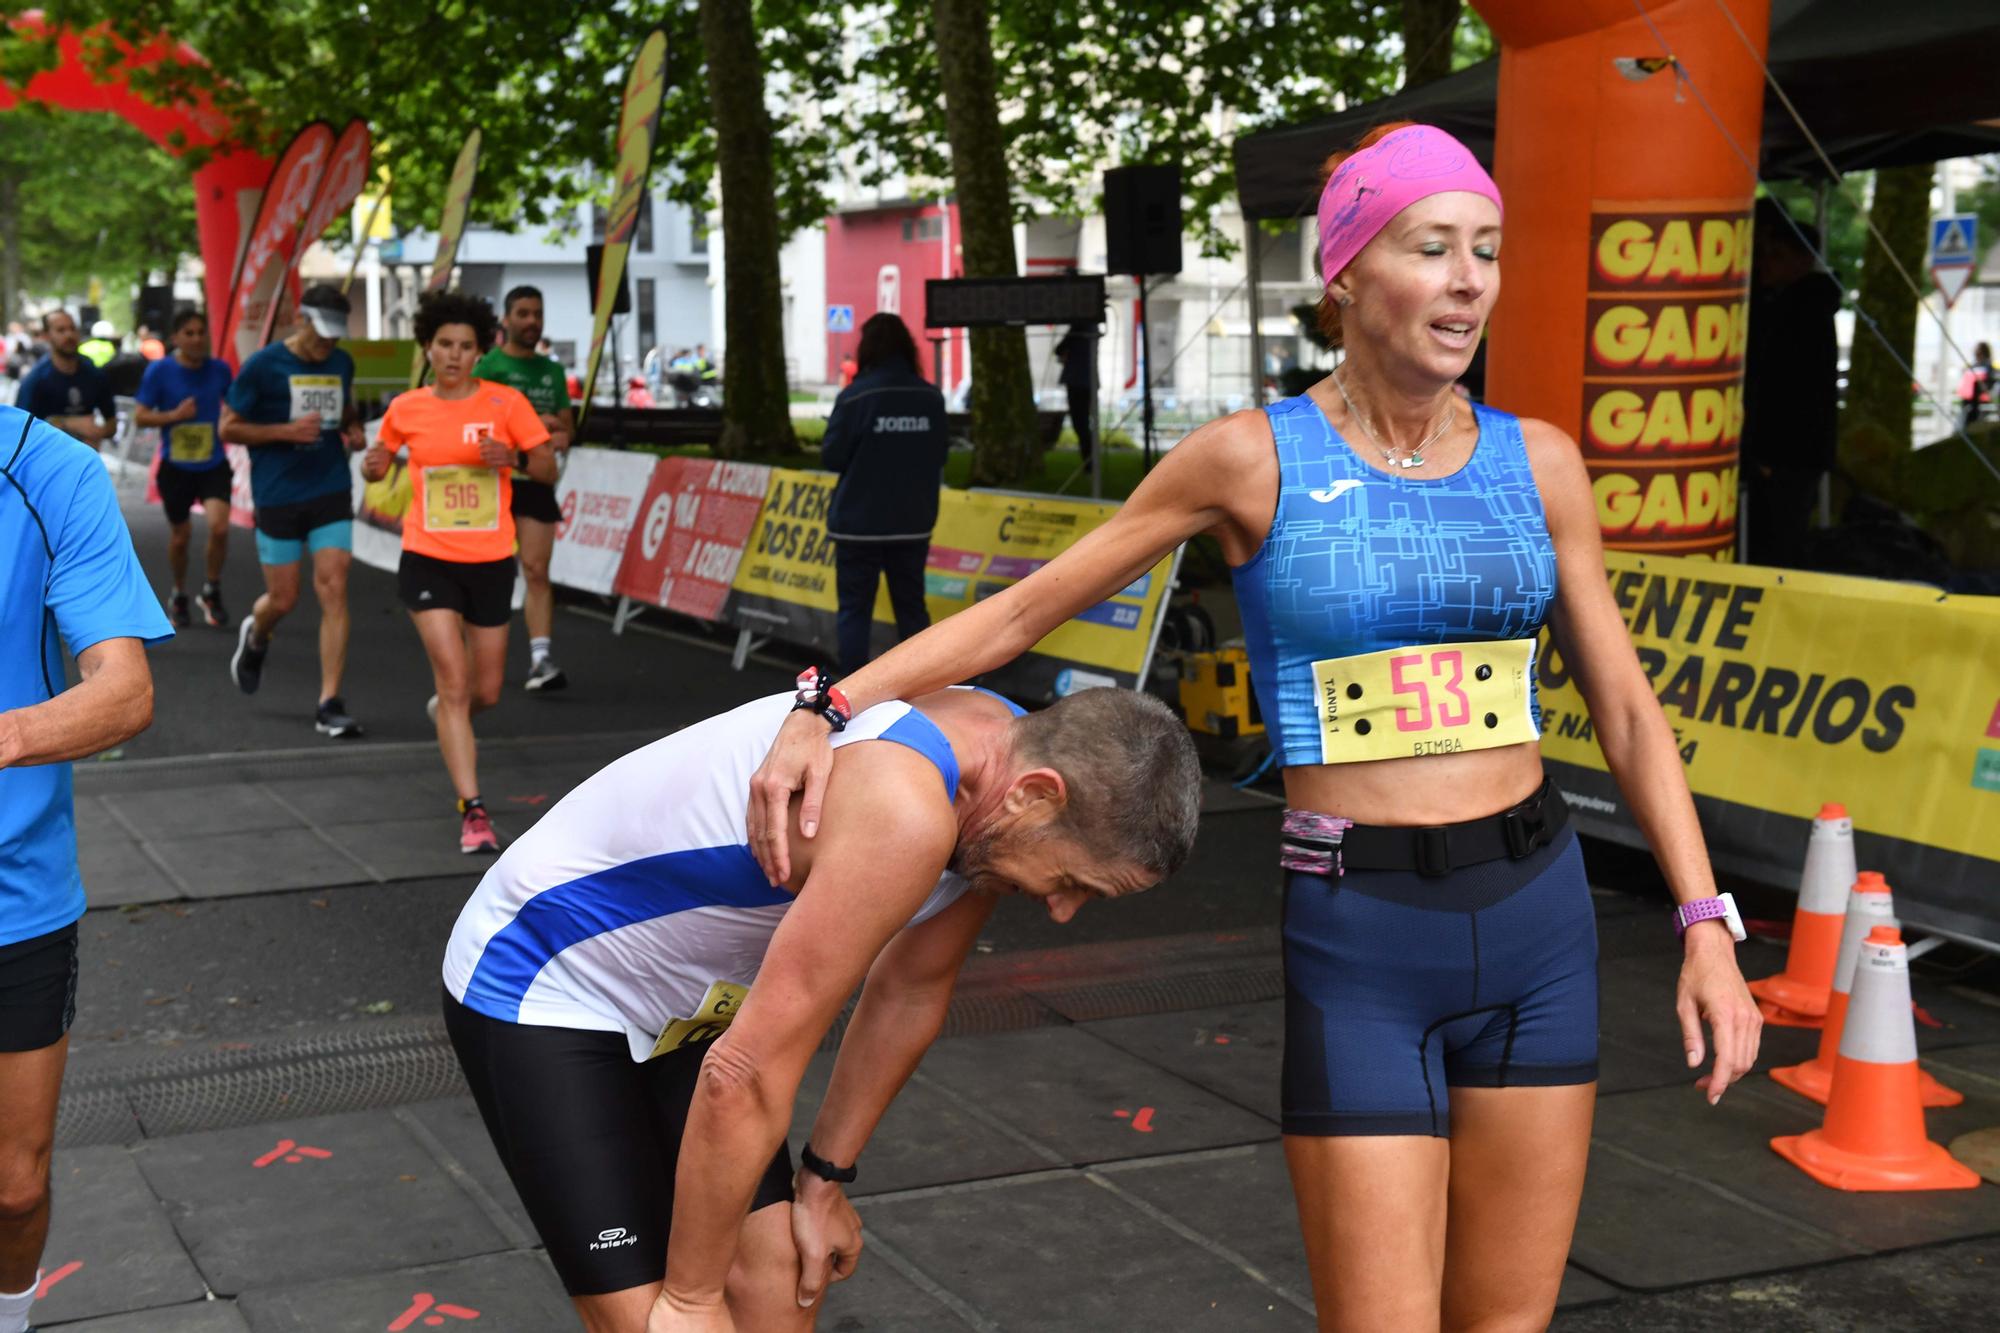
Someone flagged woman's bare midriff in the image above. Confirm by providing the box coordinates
[1279,740,1546,826]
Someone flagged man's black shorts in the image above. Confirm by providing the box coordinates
[510,477,563,525]
[443,991,793,1296]
[157,463,231,525]
[253,488,352,541]
[398,551,514,627]
[0,923,80,1053]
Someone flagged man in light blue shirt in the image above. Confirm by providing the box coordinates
[0,405,170,1333]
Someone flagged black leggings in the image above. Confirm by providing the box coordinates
[443,989,793,1296]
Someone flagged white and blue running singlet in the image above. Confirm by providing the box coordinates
[1230,396,1559,767]
[443,691,1001,1062]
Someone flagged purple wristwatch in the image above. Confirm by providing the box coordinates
[1673,893,1746,942]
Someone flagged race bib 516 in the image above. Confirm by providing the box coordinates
[422,465,499,532]
[288,374,342,424]
[167,423,215,463]
[649,980,748,1059]
[1311,638,1539,764]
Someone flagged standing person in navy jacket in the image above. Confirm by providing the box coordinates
[821,314,948,677]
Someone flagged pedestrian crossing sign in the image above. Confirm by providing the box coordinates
[1929,213,1977,309]
[1931,215,1976,263]
[827,304,856,333]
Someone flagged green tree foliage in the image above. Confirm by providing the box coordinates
[14,2,845,242]
[842,1,1401,258]
[0,107,196,322]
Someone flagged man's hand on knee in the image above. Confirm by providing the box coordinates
[791,1176,862,1308]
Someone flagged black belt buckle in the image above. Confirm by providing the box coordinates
[1414,826,1451,877]
[1503,788,1550,859]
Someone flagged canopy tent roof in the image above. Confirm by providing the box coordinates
[1233,0,2000,221]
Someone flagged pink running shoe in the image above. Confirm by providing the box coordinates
[459,804,500,855]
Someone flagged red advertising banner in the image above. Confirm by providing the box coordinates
[258,117,372,347]
[222,121,337,366]
[1581,203,1751,559]
[613,458,772,622]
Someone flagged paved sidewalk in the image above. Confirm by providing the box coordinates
[32,897,2000,1331]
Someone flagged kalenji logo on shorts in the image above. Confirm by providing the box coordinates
[589,1227,637,1251]
[874,415,930,433]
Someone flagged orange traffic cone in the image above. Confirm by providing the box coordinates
[1748,803,1853,1027]
[1771,926,1979,1191]
[1770,874,1961,1108]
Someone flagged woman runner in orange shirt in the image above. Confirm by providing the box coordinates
[365,291,555,853]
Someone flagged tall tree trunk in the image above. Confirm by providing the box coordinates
[932,0,1039,484]
[0,172,18,329]
[1401,0,1463,88]
[1840,164,1931,455]
[699,0,796,459]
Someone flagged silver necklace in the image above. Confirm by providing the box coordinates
[1332,366,1454,470]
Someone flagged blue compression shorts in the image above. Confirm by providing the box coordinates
[1281,822,1597,1138]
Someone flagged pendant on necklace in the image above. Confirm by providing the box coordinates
[1398,453,1424,469]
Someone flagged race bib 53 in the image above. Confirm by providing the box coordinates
[1311,638,1539,764]
[649,980,748,1058]
[422,465,499,532]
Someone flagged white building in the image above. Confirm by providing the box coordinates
[306,182,715,389]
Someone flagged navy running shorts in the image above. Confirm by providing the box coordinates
[1281,822,1597,1137]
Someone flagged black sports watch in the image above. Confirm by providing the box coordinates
[799,1141,857,1184]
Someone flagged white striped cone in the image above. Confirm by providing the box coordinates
[1770,875,1959,1107]
[1771,928,1978,1191]
[1749,804,1854,1025]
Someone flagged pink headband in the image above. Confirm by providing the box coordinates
[1316,125,1503,284]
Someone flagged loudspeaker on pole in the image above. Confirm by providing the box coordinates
[1104,164,1183,276]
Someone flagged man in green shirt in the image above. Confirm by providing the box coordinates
[474,286,574,692]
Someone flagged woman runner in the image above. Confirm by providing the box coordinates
[744,123,1761,1330]
[364,290,555,853]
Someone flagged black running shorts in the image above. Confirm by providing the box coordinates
[398,551,515,628]
[0,923,80,1053]
[157,463,231,525]
[442,990,794,1296]
[510,477,563,524]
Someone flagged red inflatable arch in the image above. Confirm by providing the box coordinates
[0,12,271,356]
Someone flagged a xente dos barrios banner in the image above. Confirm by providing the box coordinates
[258,117,372,348]
[727,474,1177,696]
[222,121,336,366]
[580,29,668,427]
[408,127,483,388]
[1540,551,2000,942]
[1583,204,1751,560]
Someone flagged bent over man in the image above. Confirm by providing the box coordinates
[442,682,1200,1332]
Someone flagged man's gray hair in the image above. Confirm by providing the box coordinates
[1010,688,1202,879]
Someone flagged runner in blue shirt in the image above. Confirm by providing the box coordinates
[16,311,117,448]
[134,308,235,630]
[0,405,170,1331]
[219,284,365,739]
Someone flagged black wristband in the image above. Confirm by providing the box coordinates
[799,1141,857,1184]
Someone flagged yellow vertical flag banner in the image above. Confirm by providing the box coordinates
[578,29,668,429]
[408,128,483,388]
[1537,550,2000,939]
